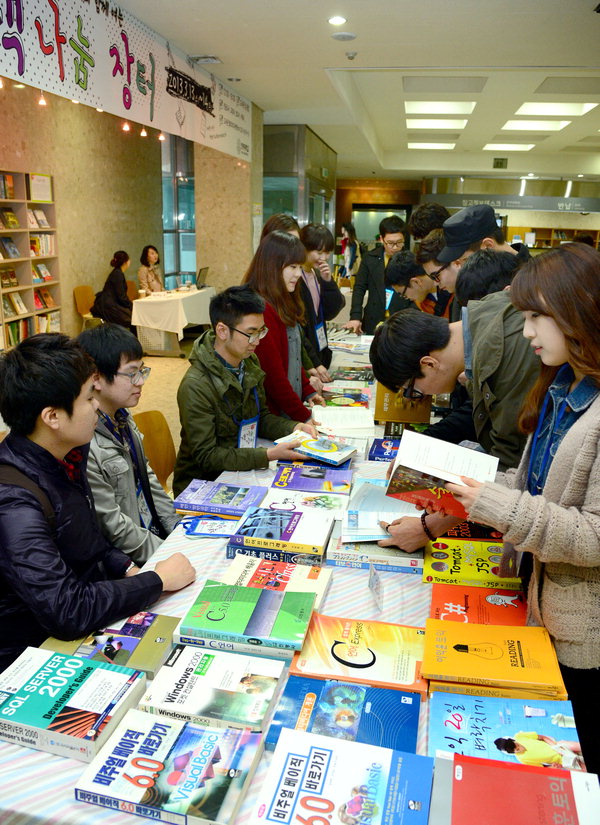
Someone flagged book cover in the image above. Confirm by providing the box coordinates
[368,438,401,462]
[219,554,332,610]
[272,464,353,495]
[297,435,358,466]
[40,611,180,679]
[451,754,600,825]
[1,268,17,288]
[225,543,325,566]
[182,516,239,538]
[291,613,428,695]
[423,538,521,590]
[39,286,56,306]
[33,208,50,228]
[322,387,372,407]
[260,486,349,516]
[35,261,53,280]
[311,405,375,436]
[265,674,420,753]
[27,208,39,228]
[428,757,453,825]
[0,207,20,228]
[428,680,568,701]
[229,506,335,554]
[33,290,45,309]
[326,530,424,574]
[250,728,434,825]
[75,708,263,825]
[9,291,28,315]
[140,644,284,731]
[178,579,315,651]
[428,693,585,770]
[0,236,21,259]
[277,455,353,471]
[329,365,373,383]
[0,646,145,761]
[173,479,267,516]
[429,583,527,625]
[422,619,565,695]
[441,520,504,542]
[2,295,16,318]
[173,630,294,661]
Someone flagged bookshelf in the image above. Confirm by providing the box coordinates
[508,224,600,250]
[0,170,61,350]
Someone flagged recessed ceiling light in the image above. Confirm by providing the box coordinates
[122,122,130,132]
[405,102,476,115]
[331,31,356,41]
[578,174,584,178]
[503,120,570,131]
[71,99,79,104]
[515,102,597,116]
[527,172,535,176]
[329,16,346,25]
[140,127,147,137]
[408,143,456,150]
[96,108,103,112]
[158,133,166,141]
[406,119,467,130]
[13,83,25,88]
[483,143,534,151]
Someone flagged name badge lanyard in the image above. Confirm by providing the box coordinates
[314,281,328,352]
[527,395,568,495]
[218,384,260,450]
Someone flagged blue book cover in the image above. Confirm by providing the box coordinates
[265,675,420,752]
[428,692,585,771]
[368,438,401,462]
[173,479,267,516]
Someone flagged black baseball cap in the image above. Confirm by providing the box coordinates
[438,204,498,263]
[385,250,426,288]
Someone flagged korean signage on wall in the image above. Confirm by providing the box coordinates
[423,193,600,213]
[0,0,251,160]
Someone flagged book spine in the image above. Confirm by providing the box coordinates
[74,790,178,823]
[178,623,300,651]
[173,633,293,661]
[324,557,422,574]
[138,702,251,731]
[423,575,521,590]
[0,718,94,761]
[427,681,564,700]
[226,544,324,565]
[175,501,241,517]
[422,672,562,693]
[229,534,321,554]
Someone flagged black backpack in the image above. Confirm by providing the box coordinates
[0,465,56,532]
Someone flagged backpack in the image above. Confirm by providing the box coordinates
[0,464,57,532]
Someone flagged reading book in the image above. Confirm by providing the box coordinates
[428,693,585,770]
[229,506,335,554]
[429,583,527,625]
[173,478,267,517]
[272,463,352,494]
[265,674,420,753]
[139,644,284,731]
[0,646,145,761]
[422,619,565,696]
[423,538,521,590]
[386,430,498,519]
[291,613,428,695]
[75,708,262,825]
[251,728,434,825]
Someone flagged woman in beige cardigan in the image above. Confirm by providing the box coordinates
[138,244,163,292]
[424,243,600,775]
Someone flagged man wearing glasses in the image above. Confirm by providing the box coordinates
[345,215,411,335]
[78,324,181,564]
[173,285,317,495]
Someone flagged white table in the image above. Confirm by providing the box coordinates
[132,288,216,355]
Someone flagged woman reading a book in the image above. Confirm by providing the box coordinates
[91,250,133,330]
[422,243,600,775]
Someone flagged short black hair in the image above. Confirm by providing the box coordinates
[379,215,407,239]
[385,251,425,288]
[408,203,451,240]
[140,245,160,266]
[455,250,519,306]
[0,333,95,436]
[369,309,450,393]
[77,324,143,383]
[494,737,516,754]
[209,285,266,330]
[300,223,334,253]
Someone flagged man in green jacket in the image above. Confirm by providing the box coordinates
[173,285,317,496]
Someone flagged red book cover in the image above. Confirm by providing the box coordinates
[430,583,527,625]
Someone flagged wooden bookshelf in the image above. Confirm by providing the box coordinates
[0,171,61,350]
[508,224,600,250]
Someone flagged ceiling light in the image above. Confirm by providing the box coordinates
[96,108,103,113]
[565,180,572,198]
[405,102,476,115]
[71,99,79,104]
[140,127,147,137]
[578,174,584,178]
[408,143,456,150]
[331,31,356,41]
[519,179,526,197]
[190,55,222,64]
[158,132,166,141]
[0,77,3,89]
[13,83,25,88]
[328,16,346,25]
[515,102,597,117]
[122,121,130,132]
[483,143,534,151]
[38,91,47,106]
[407,119,467,130]
[502,120,570,131]
[528,172,535,176]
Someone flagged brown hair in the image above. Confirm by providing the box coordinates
[415,228,445,264]
[242,231,306,326]
[512,243,600,433]
[260,213,300,241]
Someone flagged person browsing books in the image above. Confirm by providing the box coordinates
[0,333,195,671]
[77,324,181,565]
[173,285,318,495]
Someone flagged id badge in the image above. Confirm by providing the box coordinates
[315,321,327,351]
[385,288,395,310]
[238,415,259,448]
[136,481,152,529]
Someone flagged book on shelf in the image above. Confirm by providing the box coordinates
[428,692,585,770]
[29,233,55,256]
[422,619,565,696]
[251,728,434,825]
[33,290,46,309]
[0,236,22,259]
[0,646,145,761]
[229,505,335,555]
[33,208,50,228]
[75,708,263,825]
[39,286,56,307]
[291,613,428,695]
[260,486,349,516]
[0,172,15,198]
[34,261,53,281]
[47,310,60,331]
[173,478,267,517]
[40,611,180,679]
[34,314,48,333]
[177,578,316,653]
[368,437,401,462]
[6,321,20,346]
[225,543,325,566]
[272,463,353,495]
[326,524,424,574]
[1,268,18,287]
[26,208,39,228]
[329,364,373,383]
[265,674,421,753]
[429,583,527,625]
[386,430,498,519]
[9,291,28,315]
[139,644,284,731]
[423,537,521,590]
[2,295,16,318]
[428,680,568,701]
[0,206,20,228]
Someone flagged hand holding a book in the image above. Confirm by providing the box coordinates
[294,421,319,438]
[308,369,324,393]
[315,364,332,383]
[378,512,464,551]
[154,553,196,591]
[266,439,305,462]
[306,393,326,407]
[421,476,483,517]
[343,319,362,335]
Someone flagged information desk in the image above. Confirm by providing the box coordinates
[131,288,216,356]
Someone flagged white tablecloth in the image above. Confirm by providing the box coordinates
[131,288,215,339]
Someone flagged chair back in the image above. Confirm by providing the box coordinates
[73,284,95,316]
[132,410,176,493]
[126,280,138,301]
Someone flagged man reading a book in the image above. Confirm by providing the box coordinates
[173,285,318,494]
[0,333,195,671]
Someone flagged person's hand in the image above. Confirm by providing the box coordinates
[294,421,318,438]
[457,371,467,386]
[377,516,427,552]
[445,477,483,514]
[316,365,332,383]
[266,441,305,462]
[307,394,326,407]
[309,374,324,393]
[125,564,140,577]
[317,259,332,281]
[343,320,362,335]
[155,553,196,591]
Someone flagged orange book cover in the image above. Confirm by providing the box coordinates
[429,583,527,626]
[422,619,565,695]
[290,612,428,695]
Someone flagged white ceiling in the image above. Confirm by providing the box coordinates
[118,0,600,180]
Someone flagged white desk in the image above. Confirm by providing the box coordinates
[131,288,215,355]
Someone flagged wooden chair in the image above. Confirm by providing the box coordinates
[126,279,138,301]
[73,285,101,332]
[132,410,176,494]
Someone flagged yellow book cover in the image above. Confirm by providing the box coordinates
[422,619,565,695]
[428,680,568,701]
[290,613,428,695]
[423,538,522,591]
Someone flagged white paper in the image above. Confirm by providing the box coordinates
[392,429,498,486]
[312,406,375,433]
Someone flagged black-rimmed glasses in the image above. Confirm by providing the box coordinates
[428,264,448,284]
[228,326,269,345]
[402,378,426,400]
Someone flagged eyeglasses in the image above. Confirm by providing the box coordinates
[383,239,404,249]
[428,264,448,284]
[401,378,426,401]
[115,366,151,385]
[228,325,269,345]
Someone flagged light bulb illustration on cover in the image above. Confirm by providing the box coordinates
[453,642,503,660]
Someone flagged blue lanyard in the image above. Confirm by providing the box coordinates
[527,394,568,495]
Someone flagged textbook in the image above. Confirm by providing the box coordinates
[428,692,585,770]
[219,553,332,610]
[265,675,420,753]
[326,529,424,575]
[250,728,434,825]
[368,437,401,462]
[0,647,145,761]
[75,708,262,825]
[329,365,374,383]
[322,386,372,407]
[139,644,284,731]
[422,619,565,696]
[342,481,420,542]
[275,429,360,464]
[259,486,349,516]
[423,538,521,590]
[40,610,180,678]
[386,430,498,520]
[291,613,428,695]
[177,578,315,653]
[271,463,353,494]
[225,543,325,566]
[173,479,267,517]
[429,583,527,625]
[229,506,335,554]
[428,680,568,701]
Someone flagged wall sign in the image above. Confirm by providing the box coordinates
[423,193,600,213]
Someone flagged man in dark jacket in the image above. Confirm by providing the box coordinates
[0,333,195,671]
